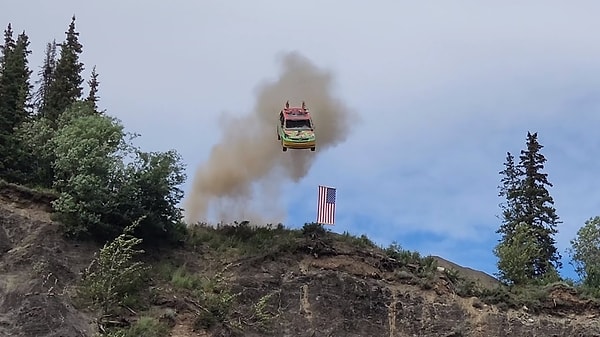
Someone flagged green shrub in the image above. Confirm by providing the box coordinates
[185,222,301,257]
[384,241,438,277]
[301,222,328,238]
[101,316,170,337]
[191,269,239,331]
[77,220,149,316]
[171,266,203,290]
[340,231,376,248]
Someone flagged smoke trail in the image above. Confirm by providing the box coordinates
[183,51,357,225]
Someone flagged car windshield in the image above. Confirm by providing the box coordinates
[285,119,312,129]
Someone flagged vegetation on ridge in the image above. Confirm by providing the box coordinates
[0,17,187,245]
[1,15,600,336]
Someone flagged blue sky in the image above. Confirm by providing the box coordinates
[4,1,600,281]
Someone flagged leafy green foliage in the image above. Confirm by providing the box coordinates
[384,241,439,285]
[494,222,560,285]
[247,292,278,333]
[50,102,125,237]
[77,219,149,316]
[14,98,188,243]
[170,266,204,289]
[568,216,600,289]
[116,148,186,243]
[186,222,300,256]
[340,231,377,248]
[99,316,170,337]
[195,275,237,330]
[301,222,328,237]
[1,19,187,245]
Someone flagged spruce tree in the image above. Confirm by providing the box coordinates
[33,40,57,115]
[0,23,14,178]
[0,25,33,182]
[497,151,523,237]
[4,32,33,126]
[0,23,16,127]
[495,132,561,284]
[86,65,100,112]
[44,16,85,127]
[0,23,15,66]
[518,131,561,275]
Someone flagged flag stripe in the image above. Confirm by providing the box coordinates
[317,185,336,225]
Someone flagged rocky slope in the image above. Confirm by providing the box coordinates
[0,181,599,337]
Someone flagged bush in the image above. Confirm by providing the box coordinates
[126,316,170,337]
[22,101,187,244]
[101,316,170,337]
[170,266,203,290]
[301,222,328,238]
[185,222,301,257]
[77,219,149,316]
[340,231,377,248]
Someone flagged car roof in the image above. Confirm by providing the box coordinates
[282,107,311,119]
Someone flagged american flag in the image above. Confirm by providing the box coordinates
[316,185,336,225]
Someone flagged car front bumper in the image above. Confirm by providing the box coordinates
[282,139,316,149]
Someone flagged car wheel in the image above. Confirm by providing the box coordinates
[283,147,287,152]
[311,147,315,151]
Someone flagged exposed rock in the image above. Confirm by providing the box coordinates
[0,182,599,336]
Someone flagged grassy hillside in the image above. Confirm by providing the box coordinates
[1,181,600,336]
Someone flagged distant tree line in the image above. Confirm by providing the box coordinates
[495,131,600,293]
[0,17,186,244]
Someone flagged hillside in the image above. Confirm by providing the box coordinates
[1,181,600,337]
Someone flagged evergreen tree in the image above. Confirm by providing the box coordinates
[495,132,562,284]
[0,25,33,182]
[0,23,16,128]
[0,23,14,178]
[33,40,57,115]
[44,16,85,127]
[3,31,33,125]
[86,65,100,111]
[518,131,561,275]
[497,151,524,237]
[0,23,15,67]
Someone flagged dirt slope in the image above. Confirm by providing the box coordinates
[0,182,98,337]
[0,182,599,337]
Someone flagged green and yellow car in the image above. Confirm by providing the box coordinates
[277,101,316,152]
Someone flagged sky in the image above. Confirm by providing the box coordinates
[3,1,600,281]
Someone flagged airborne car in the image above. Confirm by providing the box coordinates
[277,101,316,152]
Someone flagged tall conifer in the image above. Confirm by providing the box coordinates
[44,16,85,127]
[34,40,57,115]
[86,65,100,111]
[0,25,33,182]
[495,132,562,284]
[518,132,562,275]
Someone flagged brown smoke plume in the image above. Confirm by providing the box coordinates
[183,51,356,225]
